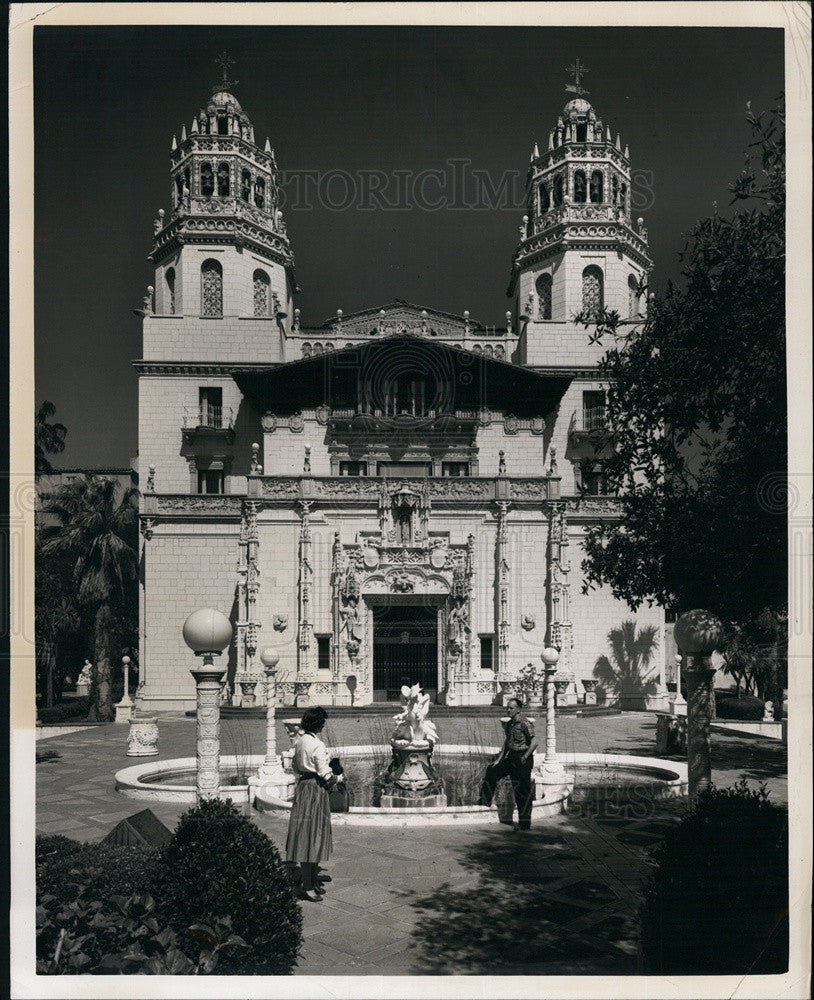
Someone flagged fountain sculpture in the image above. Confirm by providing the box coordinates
[376,684,447,808]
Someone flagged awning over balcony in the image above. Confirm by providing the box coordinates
[232,336,572,418]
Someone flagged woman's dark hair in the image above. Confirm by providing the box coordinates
[300,706,328,733]
[508,696,524,709]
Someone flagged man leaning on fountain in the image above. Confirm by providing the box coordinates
[479,698,538,831]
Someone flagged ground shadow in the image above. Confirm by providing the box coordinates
[400,820,646,974]
[594,621,659,706]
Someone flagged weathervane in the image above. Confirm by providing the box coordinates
[566,58,590,96]
[213,50,239,92]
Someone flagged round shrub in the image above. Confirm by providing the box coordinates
[154,798,302,975]
[715,694,766,720]
[639,781,788,974]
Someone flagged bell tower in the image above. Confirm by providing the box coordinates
[507,60,652,366]
[146,53,296,356]
[137,55,298,496]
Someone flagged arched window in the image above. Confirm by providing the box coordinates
[241,170,251,202]
[302,343,312,358]
[254,177,266,210]
[576,123,587,142]
[611,175,619,204]
[200,162,214,197]
[217,162,230,197]
[536,273,553,320]
[385,374,429,417]
[253,270,270,317]
[628,274,640,318]
[217,114,228,136]
[582,266,604,320]
[553,175,564,206]
[590,171,604,203]
[573,170,587,203]
[620,182,628,212]
[201,259,223,317]
[175,175,184,207]
[166,268,176,315]
[540,183,550,212]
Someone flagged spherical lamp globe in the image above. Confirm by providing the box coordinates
[541,646,560,668]
[182,608,233,655]
[674,610,723,656]
[260,647,280,670]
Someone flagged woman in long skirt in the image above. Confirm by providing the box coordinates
[285,706,337,902]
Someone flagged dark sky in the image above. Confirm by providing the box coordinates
[34,25,784,468]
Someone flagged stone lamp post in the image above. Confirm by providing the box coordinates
[674,610,723,803]
[183,608,233,802]
[249,647,296,802]
[114,655,133,723]
[534,646,571,801]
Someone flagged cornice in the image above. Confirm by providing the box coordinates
[133,360,280,375]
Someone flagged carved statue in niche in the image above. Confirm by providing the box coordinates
[447,597,469,654]
[340,595,363,644]
[395,501,413,544]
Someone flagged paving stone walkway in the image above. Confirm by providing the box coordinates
[35,711,788,975]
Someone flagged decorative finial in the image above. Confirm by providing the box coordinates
[250,442,261,475]
[146,465,156,492]
[303,445,311,475]
[548,446,558,476]
[566,58,590,96]
[214,51,239,92]
[498,450,507,476]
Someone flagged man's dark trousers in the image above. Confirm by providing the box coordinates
[479,750,534,828]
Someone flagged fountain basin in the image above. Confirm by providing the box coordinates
[114,746,687,823]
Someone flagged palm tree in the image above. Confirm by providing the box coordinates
[39,476,139,721]
[35,401,68,474]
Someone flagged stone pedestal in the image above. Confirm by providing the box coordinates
[126,716,159,757]
[114,697,133,724]
[294,681,312,707]
[76,682,90,698]
[582,679,597,705]
[377,740,447,809]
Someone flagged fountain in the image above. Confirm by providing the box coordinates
[376,684,446,809]
[114,613,688,823]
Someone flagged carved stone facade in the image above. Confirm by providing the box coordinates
[135,69,668,712]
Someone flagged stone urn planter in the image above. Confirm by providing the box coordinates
[554,679,570,707]
[294,682,312,707]
[582,679,598,705]
[126,715,159,757]
[498,679,516,704]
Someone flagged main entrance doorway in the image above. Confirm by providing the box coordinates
[372,603,439,702]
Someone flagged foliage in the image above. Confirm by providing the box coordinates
[593,620,660,704]
[35,544,81,708]
[35,833,253,975]
[720,616,787,701]
[639,780,788,973]
[574,98,786,631]
[38,475,139,722]
[35,400,68,474]
[154,798,303,974]
[512,661,545,706]
[715,693,766,721]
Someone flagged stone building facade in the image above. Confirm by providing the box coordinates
[135,73,669,712]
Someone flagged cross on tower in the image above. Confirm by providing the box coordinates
[566,58,590,96]
[213,50,239,91]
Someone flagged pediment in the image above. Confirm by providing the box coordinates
[312,299,483,338]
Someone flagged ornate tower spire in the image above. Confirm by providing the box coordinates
[147,59,297,325]
[507,65,651,341]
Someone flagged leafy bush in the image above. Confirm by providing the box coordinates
[715,694,766,720]
[639,781,788,974]
[154,798,302,974]
[37,698,91,724]
[36,836,160,908]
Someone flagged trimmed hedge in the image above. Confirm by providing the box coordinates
[154,798,303,975]
[639,781,788,974]
[36,836,160,907]
[715,694,766,720]
[37,698,91,724]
